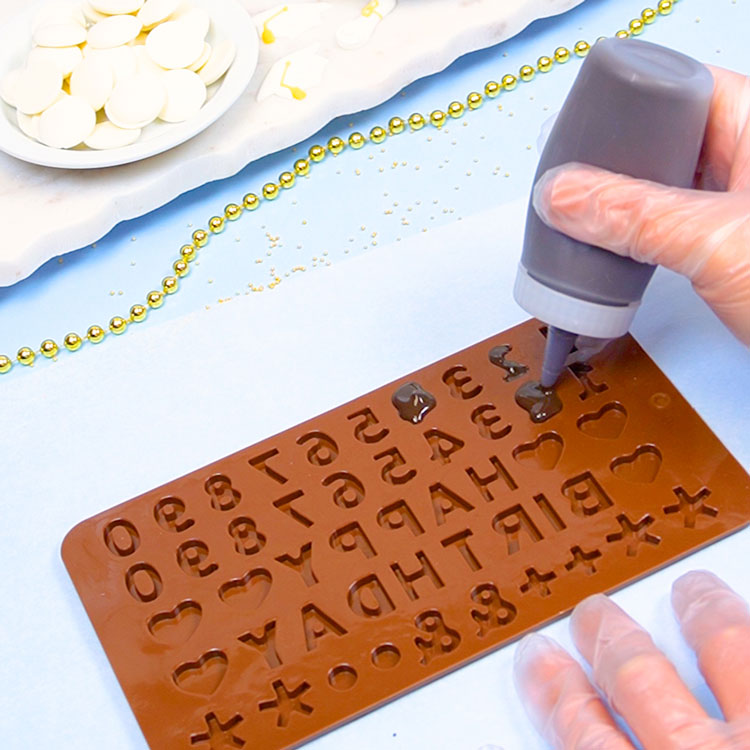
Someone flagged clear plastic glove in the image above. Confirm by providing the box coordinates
[532,65,750,346]
[513,571,750,749]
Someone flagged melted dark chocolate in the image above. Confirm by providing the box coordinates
[515,380,563,424]
[489,345,529,382]
[392,382,437,424]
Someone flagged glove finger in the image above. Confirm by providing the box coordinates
[672,571,750,721]
[700,66,750,192]
[513,633,636,750]
[532,162,741,278]
[571,594,713,750]
[532,163,750,346]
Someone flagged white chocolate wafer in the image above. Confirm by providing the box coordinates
[145,20,204,69]
[70,56,114,110]
[16,110,41,140]
[33,22,87,48]
[197,38,235,86]
[84,120,142,149]
[28,45,83,78]
[105,72,165,128]
[137,0,180,30]
[0,68,22,107]
[187,41,210,72]
[159,68,205,122]
[88,15,142,49]
[15,61,62,115]
[89,0,145,14]
[38,95,96,148]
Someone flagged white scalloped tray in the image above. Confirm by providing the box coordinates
[0,0,584,286]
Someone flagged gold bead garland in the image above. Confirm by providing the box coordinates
[1,5,679,375]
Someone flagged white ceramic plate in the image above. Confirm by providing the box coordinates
[0,0,258,169]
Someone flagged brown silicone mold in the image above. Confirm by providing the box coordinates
[62,319,750,750]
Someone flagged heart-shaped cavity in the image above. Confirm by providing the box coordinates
[577,402,628,440]
[148,600,202,646]
[512,433,563,471]
[611,445,662,483]
[173,650,228,696]
[219,568,272,608]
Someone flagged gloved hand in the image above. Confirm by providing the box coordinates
[514,571,750,749]
[532,65,750,346]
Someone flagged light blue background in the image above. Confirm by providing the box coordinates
[1,1,749,749]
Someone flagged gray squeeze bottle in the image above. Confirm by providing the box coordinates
[513,37,714,388]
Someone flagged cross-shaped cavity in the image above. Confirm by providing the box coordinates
[606,513,661,557]
[190,712,245,748]
[259,679,313,727]
[663,486,718,529]
[519,567,557,597]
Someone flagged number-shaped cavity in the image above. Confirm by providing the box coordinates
[323,472,365,509]
[177,541,219,578]
[228,517,267,556]
[125,563,163,603]
[347,407,389,444]
[205,474,241,511]
[374,447,416,485]
[297,431,339,466]
[104,519,140,557]
[153,497,195,533]
[442,365,483,400]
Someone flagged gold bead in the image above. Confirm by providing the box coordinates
[192,229,209,247]
[225,203,242,221]
[163,276,179,295]
[147,290,164,309]
[615,29,630,38]
[243,193,260,211]
[87,326,105,344]
[109,316,127,335]
[40,339,58,358]
[173,259,189,277]
[388,116,405,135]
[467,91,483,110]
[519,65,535,82]
[447,101,464,119]
[574,40,591,57]
[327,136,345,155]
[429,110,446,128]
[0,355,11,374]
[657,0,673,14]
[537,56,553,73]
[180,244,197,262]
[484,80,501,98]
[262,182,279,200]
[64,333,82,352]
[642,7,657,23]
[130,304,147,323]
[294,158,310,175]
[629,18,645,35]
[348,132,366,149]
[17,347,35,366]
[408,112,426,130]
[369,126,387,143]
[208,216,225,233]
[309,144,326,162]
[501,74,518,91]
[279,171,296,189]
[554,46,570,64]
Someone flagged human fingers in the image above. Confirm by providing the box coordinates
[513,633,636,750]
[532,163,750,344]
[672,571,750,721]
[571,594,712,750]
